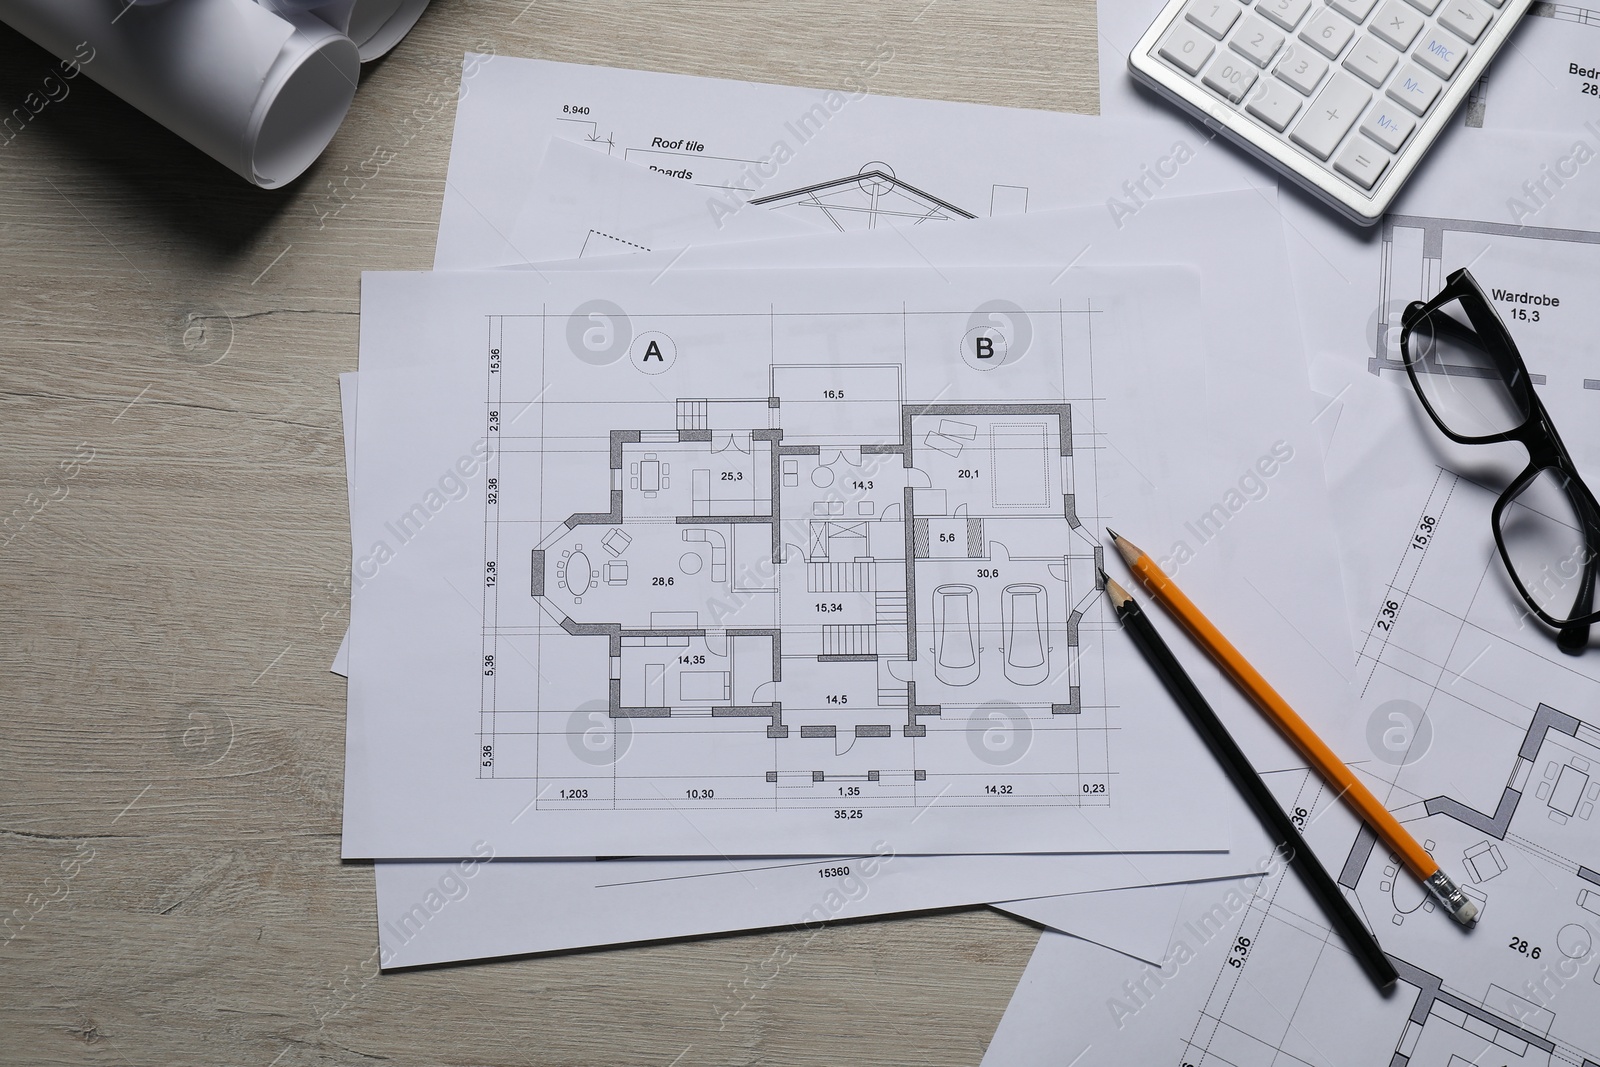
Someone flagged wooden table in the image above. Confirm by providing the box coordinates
[0,2,1097,1062]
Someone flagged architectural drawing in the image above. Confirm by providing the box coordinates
[1179,705,1600,1067]
[475,305,1116,817]
[1370,213,1600,386]
[749,163,978,230]
[1169,468,1600,1067]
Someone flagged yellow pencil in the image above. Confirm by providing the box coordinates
[1109,529,1478,927]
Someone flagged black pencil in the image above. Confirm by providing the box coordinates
[1102,570,1398,993]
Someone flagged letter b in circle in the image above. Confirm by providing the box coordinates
[962,300,1031,371]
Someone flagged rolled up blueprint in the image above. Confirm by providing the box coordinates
[0,0,360,187]
[134,0,432,57]
[296,0,431,62]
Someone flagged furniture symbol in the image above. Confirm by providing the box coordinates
[682,528,727,582]
[557,544,597,602]
[604,561,629,586]
[1462,841,1506,883]
[1546,760,1591,824]
[634,453,669,497]
[782,459,800,487]
[602,528,632,557]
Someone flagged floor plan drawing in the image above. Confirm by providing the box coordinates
[1369,214,1600,389]
[1175,702,1600,1067]
[345,265,1271,857]
[1158,465,1600,1067]
[484,320,1107,813]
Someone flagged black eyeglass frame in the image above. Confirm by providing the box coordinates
[1399,268,1600,654]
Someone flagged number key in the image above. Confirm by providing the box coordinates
[1274,45,1329,94]
[1203,52,1261,102]
[1159,20,1218,75]
[1256,0,1312,32]
[1185,0,1243,39]
[1299,8,1356,59]
[1229,14,1287,68]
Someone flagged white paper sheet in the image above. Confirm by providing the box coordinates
[1473,4,1600,133]
[465,188,1366,775]
[345,356,1260,968]
[505,137,827,262]
[374,850,1261,970]
[0,0,360,187]
[344,265,1251,859]
[432,56,1264,271]
[332,371,357,678]
[994,879,1222,966]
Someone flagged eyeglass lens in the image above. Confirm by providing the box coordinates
[1498,467,1595,625]
[1405,297,1531,440]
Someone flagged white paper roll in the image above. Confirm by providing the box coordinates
[306,0,431,61]
[0,0,360,187]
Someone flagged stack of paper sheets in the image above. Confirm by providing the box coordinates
[338,12,1600,1063]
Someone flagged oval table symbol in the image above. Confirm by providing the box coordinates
[566,549,594,597]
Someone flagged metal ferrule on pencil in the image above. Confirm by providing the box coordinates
[1424,870,1480,926]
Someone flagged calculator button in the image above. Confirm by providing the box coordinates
[1343,33,1400,86]
[1328,0,1380,20]
[1300,9,1357,58]
[1159,21,1218,75]
[1438,0,1493,43]
[1185,0,1242,39]
[1256,0,1312,32]
[1335,134,1392,188]
[1370,0,1425,49]
[1203,52,1261,102]
[1415,28,1466,78]
[1387,61,1443,113]
[1359,103,1416,150]
[1274,46,1330,94]
[1230,15,1288,67]
[1291,71,1372,159]
[1245,77,1305,130]
[1404,0,1442,12]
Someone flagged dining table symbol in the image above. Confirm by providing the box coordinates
[556,544,598,602]
[1536,755,1597,824]
[629,453,671,497]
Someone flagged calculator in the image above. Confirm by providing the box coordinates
[1129,0,1532,225]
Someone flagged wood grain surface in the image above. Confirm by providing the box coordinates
[0,1,1097,1063]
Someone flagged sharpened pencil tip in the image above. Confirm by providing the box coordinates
[1102,574,1133,610]
[1107,529,1141,568]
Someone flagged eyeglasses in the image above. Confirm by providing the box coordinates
[1399,268,1600,656]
